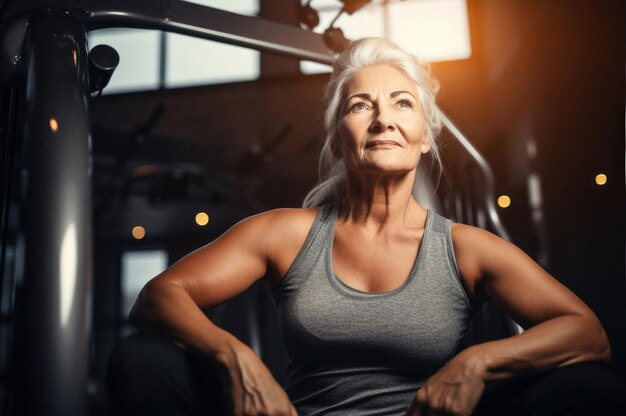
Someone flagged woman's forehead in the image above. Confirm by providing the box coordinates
[345,65,416,96]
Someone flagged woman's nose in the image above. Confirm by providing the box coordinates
[369,108,395,132]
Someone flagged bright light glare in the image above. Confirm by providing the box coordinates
[60,222,77,328]
[498,195,511,208]
[301,0,471,74]
[195,212,210,226]
[388,0,471,62]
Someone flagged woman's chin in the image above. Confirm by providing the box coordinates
[348,163,417,176]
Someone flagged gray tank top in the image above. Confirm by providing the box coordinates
[273,202,475,415]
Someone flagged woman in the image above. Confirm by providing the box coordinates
[109,38,622,415]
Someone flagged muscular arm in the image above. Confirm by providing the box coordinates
[129,211,273,357]
[407,223,610,416]
[453,224,610,380]
[129,209,299,415]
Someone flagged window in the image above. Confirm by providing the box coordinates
[299,0,471,74]
[87,0,260,94]
[88,29,161,94]
[165,34,260,88]
[120,250,168,318]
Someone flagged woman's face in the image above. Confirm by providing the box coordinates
[334,64,431,176]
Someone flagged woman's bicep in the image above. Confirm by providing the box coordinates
[455,224,596,330]
[148,212,276,309]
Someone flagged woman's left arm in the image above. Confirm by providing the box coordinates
[406,223,611,416]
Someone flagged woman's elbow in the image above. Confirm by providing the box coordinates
[128,287,148,328]
[597,326,612,363]
[128,280,164,328]
[583,315,612,363]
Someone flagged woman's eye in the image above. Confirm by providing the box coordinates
[350,102,369,112]
[397,99,414,109]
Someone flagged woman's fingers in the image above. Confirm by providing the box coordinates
[224,345,296,415]
[406,382,475,416]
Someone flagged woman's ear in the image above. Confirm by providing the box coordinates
[420,134,432,155]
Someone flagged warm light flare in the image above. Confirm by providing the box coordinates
[497,195,511,208]
[132,226,145,239]
[49,118,58,133]
[195,212,209,226]
[595,174,607,185]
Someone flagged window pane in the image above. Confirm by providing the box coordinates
[300,60,333,75]
[165,34,260,88]
[120,250,168,318]
[300,0,471,73]
[87,28,161,94]
[388,0,471,62]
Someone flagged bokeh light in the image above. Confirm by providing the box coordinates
[497,195,511,208]
[595,174,607,185]
[195,212,209,226]
[132,226,146,239]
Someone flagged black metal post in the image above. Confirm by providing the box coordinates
[13,13,92,416]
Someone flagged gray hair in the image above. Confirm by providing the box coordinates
[302,37,443,208]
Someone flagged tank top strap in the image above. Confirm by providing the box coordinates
[427,211,475,315]
[274,202,336,305]
[429,210,449,234]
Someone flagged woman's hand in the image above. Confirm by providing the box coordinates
[216,340,298,416]
[405,352,487,416]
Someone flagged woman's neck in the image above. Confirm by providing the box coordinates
[340,171,425,231]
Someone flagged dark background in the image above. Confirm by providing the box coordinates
[0,0,622,414]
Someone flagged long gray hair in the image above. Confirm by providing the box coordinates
[302,37,443,208]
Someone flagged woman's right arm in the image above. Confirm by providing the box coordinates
[129,209,298,416]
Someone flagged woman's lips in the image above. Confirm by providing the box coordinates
[365,140,401,148]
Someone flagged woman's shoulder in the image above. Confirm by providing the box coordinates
[449,221,512,258]
[251,205,322,229]
[245,206,325,287]
[235,205,320,227]
[240,206,323,252]
[449,221,505,307]
[450,222,511,269]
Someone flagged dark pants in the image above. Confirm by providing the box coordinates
[106,332,626,415]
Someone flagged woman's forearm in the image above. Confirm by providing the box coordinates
[460,313,611,382]
[406,314,612,415]
[129,280,244,362]
[130,280,299,415]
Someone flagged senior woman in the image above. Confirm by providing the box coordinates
[107,38,624,415]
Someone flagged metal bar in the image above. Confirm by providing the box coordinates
[158,30,167,89]
[439,112,512,242]
[0,86,18,309]
[13,13,92,416]
[1,0,334,65]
